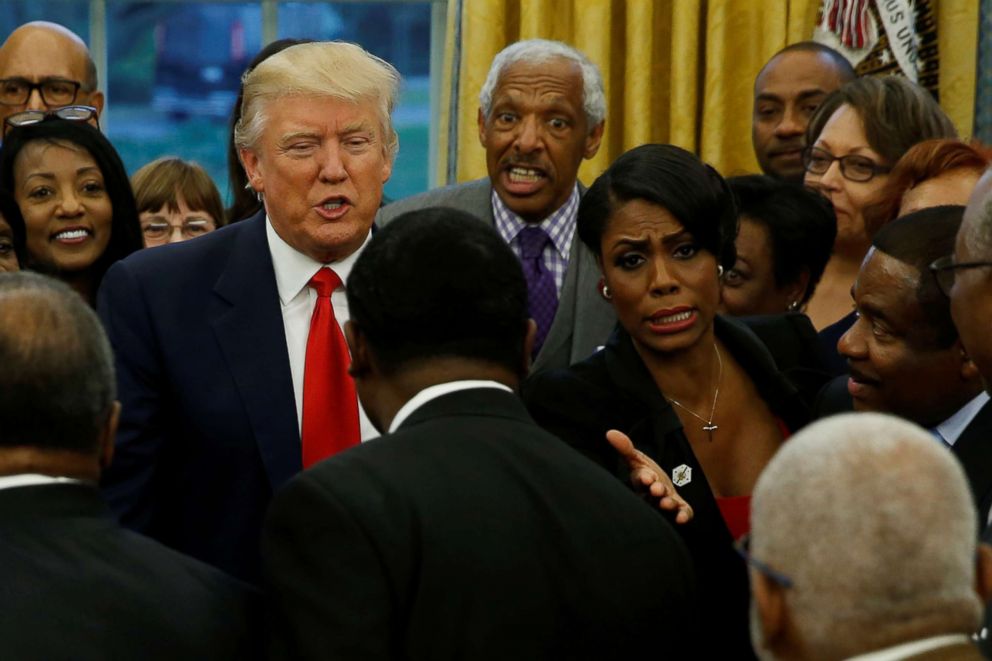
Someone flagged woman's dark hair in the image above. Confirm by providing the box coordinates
[0,117,143,293]
[0,187,25,266]
[577,143,738,269]
[728,175,837,305]
[805,76,957,168]
[226,37,314,223]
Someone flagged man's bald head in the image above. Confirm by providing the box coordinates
[0,22,103,124]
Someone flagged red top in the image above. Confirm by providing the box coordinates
[715,418,791,540]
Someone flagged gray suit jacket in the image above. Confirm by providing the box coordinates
[377,178,616,374]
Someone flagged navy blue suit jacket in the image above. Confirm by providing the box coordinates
[97,211,301,582]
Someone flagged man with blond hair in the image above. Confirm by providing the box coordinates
[0,21,104,126]
[98,41,397,582]
[747,413,992,660]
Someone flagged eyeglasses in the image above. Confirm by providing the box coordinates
[0,77,82,107]
[734,533,793,589]
[803,146,891,183]
[142,218,217,245]
[3,105,99,137]
[929,254,992,298]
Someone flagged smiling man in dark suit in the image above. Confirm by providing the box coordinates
[817,205,992,529]
[377,39,613,373]
[0,272,255,660]
[262,207,698,660]
[97,42,398,582]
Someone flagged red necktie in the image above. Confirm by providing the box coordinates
[301,267,360,467]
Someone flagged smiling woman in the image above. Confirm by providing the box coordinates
[524,143,829,660]
[0,117,142,304]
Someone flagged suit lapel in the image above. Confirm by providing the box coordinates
[209,213,302,489]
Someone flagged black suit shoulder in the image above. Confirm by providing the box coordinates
[0,484,258,661]
[263,389,697,660]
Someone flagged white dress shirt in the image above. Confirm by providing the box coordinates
[0,474,82,491]
[265,217,378,442]
[934,391,991,448]
[388,380,513,433]
[843,634,971,660]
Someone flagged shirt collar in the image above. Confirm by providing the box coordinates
[266,215,371,304]
[388,380,513,433]
[0,474,84,492]
[491,184,580,258]
[843,634,972,661]
[934,391,991,447]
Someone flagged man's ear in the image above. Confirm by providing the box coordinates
[520,319,537,377]
[954,340,982,381]
[975,543,992,604]
[98,401,120,471]
[88,90,106,119]
[239,148,263,194]
[753,570,788,654]
[477,107,488,150]
[344,320,371,378]
[583,121,605,160]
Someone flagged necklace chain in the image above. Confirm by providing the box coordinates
[667,343,723,439]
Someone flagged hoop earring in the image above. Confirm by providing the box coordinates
[598,278,612,300]
[717,265,724,279]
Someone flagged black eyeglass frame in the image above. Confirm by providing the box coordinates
[734,533,794,589]
[3,105,99,137]
[929,254,992,298]
[0,77,82,107]
[802,146,891,183]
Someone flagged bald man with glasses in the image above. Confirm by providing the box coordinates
[0,22,103,128]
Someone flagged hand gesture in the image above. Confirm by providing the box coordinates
[606,429,693,524]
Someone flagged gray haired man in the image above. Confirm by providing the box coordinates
[378,39,613,373]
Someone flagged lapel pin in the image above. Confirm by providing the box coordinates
[672,464,692,487]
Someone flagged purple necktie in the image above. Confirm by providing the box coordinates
[518,226,558,358]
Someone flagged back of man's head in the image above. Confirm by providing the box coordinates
[872,205,965,347]
[347,207,529,376]
[750,413,981,660]
[0,272,115,455]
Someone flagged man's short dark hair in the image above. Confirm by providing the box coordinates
[769,41,857,82]
[728,175,836,305]
[872,205,965,348]
[0,272,115,452]
[347,207,529,374]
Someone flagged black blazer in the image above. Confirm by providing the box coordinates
[817,378,992,531]
[97,211,301,582]
[523,315,826,660]
[0,483,257,660]
[262,388,699,660]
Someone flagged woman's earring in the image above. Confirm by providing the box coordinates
[717,265,725,279]
[787,300,802,312]
[598,278,612,300]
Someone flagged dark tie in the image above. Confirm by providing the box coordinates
[301,267,360,467]
[518,226,558,358]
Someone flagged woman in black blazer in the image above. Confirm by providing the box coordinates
[523,144,827,660]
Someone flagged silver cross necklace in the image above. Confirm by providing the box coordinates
[666,343,723,441]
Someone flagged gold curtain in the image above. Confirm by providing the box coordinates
[436,0,978,187]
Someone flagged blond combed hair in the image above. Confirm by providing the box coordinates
[234,41,400,160]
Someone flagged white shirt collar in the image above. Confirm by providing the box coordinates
[265,215,371,304]
[388,380,513,433]
[844,634,972,661]
[0,474,84,491]
[934,392,991,447]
